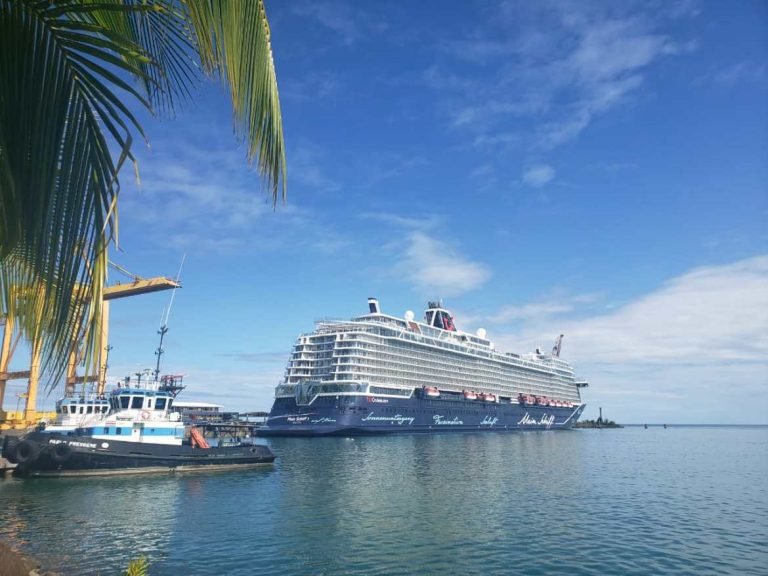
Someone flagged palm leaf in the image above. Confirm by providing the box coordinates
[184,0,287,202]
[82,0,199,113]
[0,0,151,380]
[0,0,287,388]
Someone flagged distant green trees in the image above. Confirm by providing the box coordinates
[575,418,622,428]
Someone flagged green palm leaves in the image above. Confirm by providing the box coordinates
[0,0,286,382]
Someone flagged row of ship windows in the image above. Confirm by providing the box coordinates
[291,360,573,392]
[313,340,567,378]
[292,345,573,381]
[294,331,558,374]
[286,368,577,398]
[380,406,503,416]
[290,348,562,379]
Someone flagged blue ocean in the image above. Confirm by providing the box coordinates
[1,427,766,575]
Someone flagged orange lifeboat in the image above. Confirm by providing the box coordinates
[189,427,210,449]
[463,391,478,400]
[424,386,440,398]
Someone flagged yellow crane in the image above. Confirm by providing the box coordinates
[0,264,180,429]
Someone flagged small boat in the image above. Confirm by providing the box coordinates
[481,393,497,402]
[424,386,440,398]
[2,375,274,477]
[463,391,478,401]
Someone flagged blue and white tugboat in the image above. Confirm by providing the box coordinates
[2,374,274,477]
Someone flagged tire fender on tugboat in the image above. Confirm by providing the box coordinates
[2,436,20,463]
[13,439,40,464]
[51,442,73,463]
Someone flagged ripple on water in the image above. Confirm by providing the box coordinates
[0,428,766,575]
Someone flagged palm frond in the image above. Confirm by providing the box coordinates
[83,0,199,113]
[184,0,287,203]
[0,0,151,380]
[0,0,287,388]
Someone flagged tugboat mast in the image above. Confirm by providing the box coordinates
[154,324,168,382]
[154,254,185,382]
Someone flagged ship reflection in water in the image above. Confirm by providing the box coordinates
[1,428,766,575]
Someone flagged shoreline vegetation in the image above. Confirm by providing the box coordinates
[575,418,623,429]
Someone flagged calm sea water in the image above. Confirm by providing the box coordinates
[1,427,767,575]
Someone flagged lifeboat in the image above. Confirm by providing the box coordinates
[536,396,547,406]
[463,391,478,400]
[484,394,497,402]
[424,386,440,398]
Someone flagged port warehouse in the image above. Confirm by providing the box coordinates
[171,401,267,425]
[172,401,228,423]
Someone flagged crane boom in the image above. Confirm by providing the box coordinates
[1,262,181,428]
[103,277,180,300]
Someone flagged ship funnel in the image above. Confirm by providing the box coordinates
[368,297,381,314]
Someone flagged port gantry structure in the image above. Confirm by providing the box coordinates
[0,263,180,429]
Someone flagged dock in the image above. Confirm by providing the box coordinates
[196,421,264,441]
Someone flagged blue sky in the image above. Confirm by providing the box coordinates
[8,0,767,423]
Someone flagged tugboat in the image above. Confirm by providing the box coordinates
[2,374,275,477]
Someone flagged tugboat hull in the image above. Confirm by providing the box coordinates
[3,432,275,477]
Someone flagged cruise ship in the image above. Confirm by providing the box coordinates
[259,298,588,436]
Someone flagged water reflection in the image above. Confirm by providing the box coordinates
[0,429,765,575]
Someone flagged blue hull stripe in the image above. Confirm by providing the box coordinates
[259,394,586,436]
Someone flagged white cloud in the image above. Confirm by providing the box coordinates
[282,71,341,102]
[479,255,768,423]
[563,256,768,365]
[491,255,768,364]
[492,301,573,323]
[292,1,387,46]
[430,4,698,152]
[359,212,442,231]
[522,164,555,187]
[290,144,341,192]
[397,232,492,297]
[120,135,348,255]
[171,367,284,411]
[711,60,767,88]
